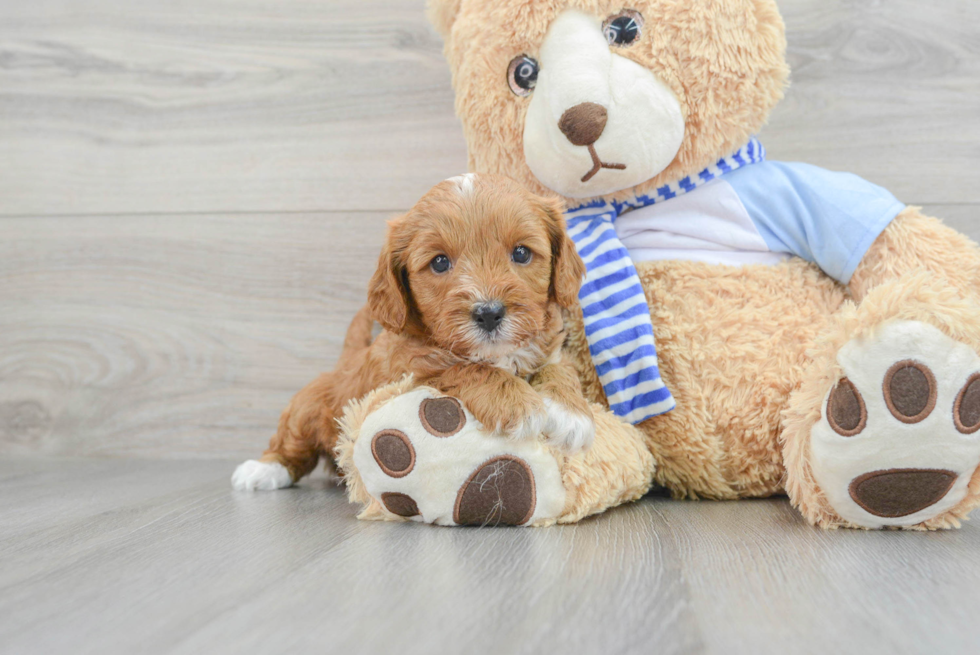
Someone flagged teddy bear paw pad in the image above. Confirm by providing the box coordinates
[352,388,565,526]
[811,320,980,528]
[454,456,536,525]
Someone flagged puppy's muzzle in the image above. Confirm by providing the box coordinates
[471,302,506,333]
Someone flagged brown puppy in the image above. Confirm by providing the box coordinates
[232,173,593,490]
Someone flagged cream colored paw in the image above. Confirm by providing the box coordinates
[542,398,595,453]
[231,460,293,491]
[811,320,980,528]
[352,388,565,526]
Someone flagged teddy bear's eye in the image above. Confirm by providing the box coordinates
[603,10,644,47]
[507,55,539,97]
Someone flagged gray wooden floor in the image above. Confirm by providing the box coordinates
[2,458,979,655]
[2,0,980,653]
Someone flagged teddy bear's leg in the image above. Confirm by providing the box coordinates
[782,274,980,529]
[334,380,655,526]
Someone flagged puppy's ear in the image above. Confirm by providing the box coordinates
[426,0,462,39]
[368,217,416,334]
[539,195,585,309]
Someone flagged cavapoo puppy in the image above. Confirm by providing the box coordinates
[233,173,594,491]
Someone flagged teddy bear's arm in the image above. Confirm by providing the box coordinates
[848,206,980,302]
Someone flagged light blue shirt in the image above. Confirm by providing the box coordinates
[725,161,906,283]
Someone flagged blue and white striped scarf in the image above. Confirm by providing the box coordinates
[565,138,766,424]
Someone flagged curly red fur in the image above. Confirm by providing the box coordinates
[259,174,587,481]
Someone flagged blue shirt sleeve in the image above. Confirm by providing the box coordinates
[725,161,907,283]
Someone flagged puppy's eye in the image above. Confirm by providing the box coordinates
[430,254,451,274]
[507,55,539,97]
[603,10,643,47]
[512,245,532,265]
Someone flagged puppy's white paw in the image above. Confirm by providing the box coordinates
[231,460,293,491]
[542,398,595,453]
[497,407,547,442]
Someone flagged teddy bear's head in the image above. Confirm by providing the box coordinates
[429,0,788,203]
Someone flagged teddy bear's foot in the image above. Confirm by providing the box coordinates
[349,387,566,526]
[810,320,980,529]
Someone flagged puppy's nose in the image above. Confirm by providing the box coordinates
[558,102,608,146]
[471,302,506,333]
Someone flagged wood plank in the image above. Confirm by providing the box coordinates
[0,212,390,458]
[768,0,980,204]
[665,498,980,654]
[0,0,978,215]
[2,458,979,655]
[0,0,468,215]
[926,204,980,239]
[1,204,977,458]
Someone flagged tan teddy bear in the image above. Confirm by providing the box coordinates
[240,0,980,530]
[345,0,980,530]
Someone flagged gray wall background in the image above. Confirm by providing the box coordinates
[1,0,978,459]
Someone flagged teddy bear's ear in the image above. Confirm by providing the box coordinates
[426,0,463,39]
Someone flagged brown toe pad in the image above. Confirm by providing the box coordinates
[827,378,867,437]
[371,430,415,478]
[954,374,980,434]
[883,361,936,424]
[381,492,420,518]
[419,397,465,437]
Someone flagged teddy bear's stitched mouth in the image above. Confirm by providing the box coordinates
[581,144,626,182]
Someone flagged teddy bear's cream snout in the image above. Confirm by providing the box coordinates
[522,9,685,199]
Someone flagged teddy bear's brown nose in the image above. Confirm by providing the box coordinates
[558,102,608,146]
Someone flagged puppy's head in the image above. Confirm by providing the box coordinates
[368,173,584,360]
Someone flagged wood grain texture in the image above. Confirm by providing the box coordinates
[0,0,467,215]
[0,212,390,458]
[2,204,977,458]
[2,458,979,655]
[769,0,980,205]
[0,0,978,458]
[0,0,978,215]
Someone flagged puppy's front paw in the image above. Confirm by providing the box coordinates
[542,398,595,453]
[477,400,546,442]
[231,459,293,491]
[505,404,548,442]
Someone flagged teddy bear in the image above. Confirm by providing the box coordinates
[273,0,980,531]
